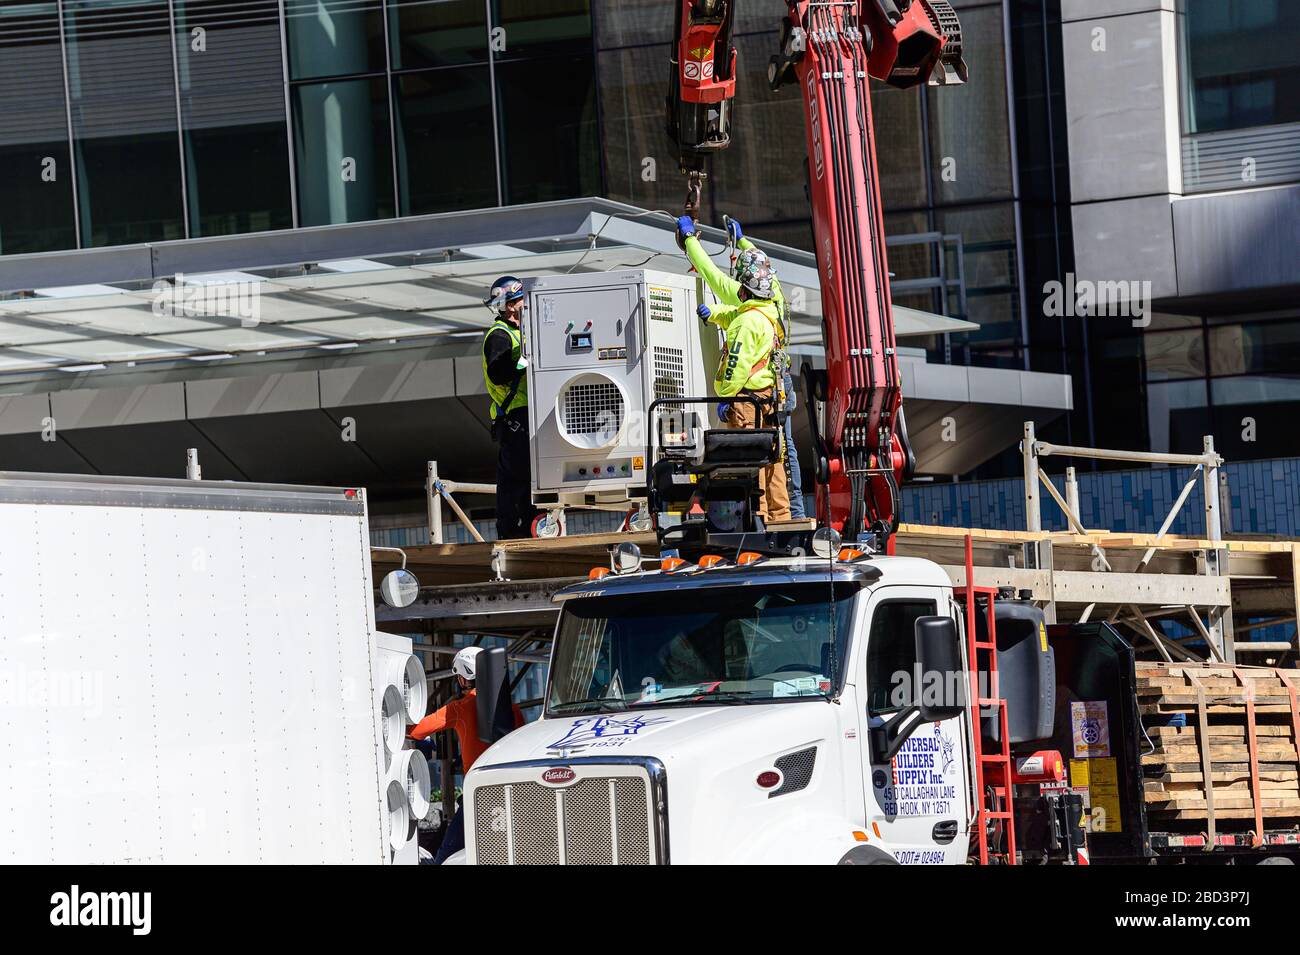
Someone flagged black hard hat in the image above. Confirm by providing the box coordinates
[485,275,525,310]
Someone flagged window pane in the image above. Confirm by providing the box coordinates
[1145,328,1206,381]
[175,0,291,236]
[708,32,809,225]
[866,600,937,715]
[293,77,394,225]
[744,221,813,254]
[927,3,1012,204]
[496,55,601,203]
[492,0,591,61]
[595,43,689,213]
[389,0,487,70]
[593,0,672,49]
[1212,375,1300,405]
[1146,378,1209,453]
[1183,0,1300,133]
[394,67,497,214]
[285,0,384,81]
[0,1,76,252]
[933,204,1020,364]
[65,0,185,246]
[872,85,928,209]
[1208,319,1300,377]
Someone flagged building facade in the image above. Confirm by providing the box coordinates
[1060,0,1300,466]
[0,0,1292,522]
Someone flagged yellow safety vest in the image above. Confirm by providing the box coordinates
[482,320,528,419]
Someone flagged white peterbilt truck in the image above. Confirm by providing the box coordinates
[454,546,1018,866]
[455,532,1300,866]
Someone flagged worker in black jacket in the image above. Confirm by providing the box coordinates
[481,276,536,539]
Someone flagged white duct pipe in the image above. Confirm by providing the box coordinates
[394,748,432,820]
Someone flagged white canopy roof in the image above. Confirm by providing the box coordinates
[0,199,976,379]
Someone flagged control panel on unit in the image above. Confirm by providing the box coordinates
[563,457,645,483]
[532,285,638,372]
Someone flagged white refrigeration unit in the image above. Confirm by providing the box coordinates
[523,268,716,513]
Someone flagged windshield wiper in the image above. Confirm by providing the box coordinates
[640,689,769,706]
[549,697,629,714]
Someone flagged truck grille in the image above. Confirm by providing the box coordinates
[472,776,656,865]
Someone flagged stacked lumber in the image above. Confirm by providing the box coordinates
[1138,664,1300,828]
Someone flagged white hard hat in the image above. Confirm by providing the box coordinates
[452,646,483,682]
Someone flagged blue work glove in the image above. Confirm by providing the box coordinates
[726,217,743,243]
[718,402,732,422]
[676,215,697,239]
[696,303,712,323]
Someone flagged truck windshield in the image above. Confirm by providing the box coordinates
[547,583,857,714]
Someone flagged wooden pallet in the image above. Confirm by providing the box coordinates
[1138,662,1300,829]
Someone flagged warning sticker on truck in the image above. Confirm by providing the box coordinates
[1071,699,1111,758]
[1070,756,1122,833]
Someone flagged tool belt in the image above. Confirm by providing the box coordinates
[490,370,525,441]
[737,387,779,422]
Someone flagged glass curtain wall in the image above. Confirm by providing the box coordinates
[64,0,186,246]
[175,0,292,236]
[0,1,77,254]
[1,0,601,248]
[1181,0,1300,134]
[287,0,392,226]
[591,0,1025,369]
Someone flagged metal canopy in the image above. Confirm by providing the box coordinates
[0,198,975,380]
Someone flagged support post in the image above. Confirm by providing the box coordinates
[427,461,443,545]
[1065,466,1080,528]
[185,448,201,481]
[1039,538,1057,625]
[1201,436,1233,663]
[1022,421,1041,533]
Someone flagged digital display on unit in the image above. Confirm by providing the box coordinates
[569,333,593,349]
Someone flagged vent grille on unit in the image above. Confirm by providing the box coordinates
[653,346,686,403]
[769,746,817,797]
[562,380,625,436]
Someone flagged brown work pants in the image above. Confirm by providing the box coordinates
[725,388,791,523]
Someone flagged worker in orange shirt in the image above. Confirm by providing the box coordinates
[410,645,524,864]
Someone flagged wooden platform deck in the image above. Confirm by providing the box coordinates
[371,523,1300,662]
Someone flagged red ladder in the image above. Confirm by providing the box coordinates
[961,534,1017,865]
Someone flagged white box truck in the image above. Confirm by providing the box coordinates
[0,471,427,864]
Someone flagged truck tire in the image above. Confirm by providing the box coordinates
[838,845,897,865]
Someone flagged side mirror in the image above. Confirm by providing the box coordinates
[915,616,965,722]
[869,615,965,764]
[613,541,643,574]
[811,526,842,558]
[379,568,419,609]
[475,647,515,744]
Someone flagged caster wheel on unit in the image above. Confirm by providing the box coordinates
[532,513,563,538]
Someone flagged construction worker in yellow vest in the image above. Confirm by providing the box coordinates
[482,275,537,539]
[678,215,794,523]
[677,218,791,523]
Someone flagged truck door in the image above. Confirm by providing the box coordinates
[859,588,971,864]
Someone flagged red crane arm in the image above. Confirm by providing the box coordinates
[666,0,967,543]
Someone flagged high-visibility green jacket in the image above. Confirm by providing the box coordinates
[684,234,787,344]
[481,320,528,419]
[712,299,780,398]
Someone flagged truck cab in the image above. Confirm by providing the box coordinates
[456,553,975,865]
